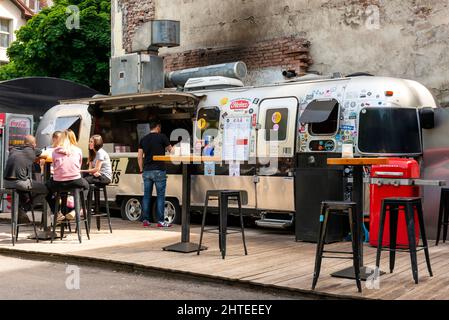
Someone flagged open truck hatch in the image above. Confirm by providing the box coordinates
[299,98,339,123]
[82,90,204,155]
[85,90,203,112]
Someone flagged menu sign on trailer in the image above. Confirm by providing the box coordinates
[7,117,32,150]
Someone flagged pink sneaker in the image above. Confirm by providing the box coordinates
[142,220,151,227]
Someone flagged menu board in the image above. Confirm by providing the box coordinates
[222,116,252,161]
[7,117,32,150]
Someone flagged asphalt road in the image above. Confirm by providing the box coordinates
[0,255,311,300]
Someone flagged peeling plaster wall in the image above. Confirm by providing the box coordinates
[154,0,449,105]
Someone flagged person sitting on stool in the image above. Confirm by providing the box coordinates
[3,135,48,223]
[46,129,89,222]
[80,135,112,185]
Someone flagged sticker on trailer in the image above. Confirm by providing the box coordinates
[272,112,282,124]
[230,99,251,110]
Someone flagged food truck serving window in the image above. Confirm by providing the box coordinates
[300,99,339,135]
[265,108,288,141]
[358,107,422,155]
[196,107,220,139]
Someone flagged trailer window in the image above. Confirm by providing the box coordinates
[265,108,288,141]
[55,116,81,140]
[358,107,422,155]
[309,103,339,135]
[196,107,220,140]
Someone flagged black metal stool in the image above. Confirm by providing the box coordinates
[197,190,248,259]
[0,188,39,246]
[51,188,90,243]
[312,201,362,293]
[87,183,112,233]
[436,188,449,246]
[375,197,432,284]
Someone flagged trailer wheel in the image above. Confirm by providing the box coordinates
[152,198,181,225]
[121,197,143,221]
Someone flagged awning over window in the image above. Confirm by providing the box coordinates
[76,90,203,113]
[299,99,339,123]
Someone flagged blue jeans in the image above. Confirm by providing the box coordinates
[142,170,167,223]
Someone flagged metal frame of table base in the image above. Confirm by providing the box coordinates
[330,165,386,280]
[162,163,208,253]
[331,266,386,281]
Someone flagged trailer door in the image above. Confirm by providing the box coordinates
[257,97,298,159]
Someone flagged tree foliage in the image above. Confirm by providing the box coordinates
[0,0,111,93]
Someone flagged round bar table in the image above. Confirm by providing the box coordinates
[153,155,222,253]
[327,157,389,280]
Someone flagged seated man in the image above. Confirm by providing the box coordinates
[3,135,48,223]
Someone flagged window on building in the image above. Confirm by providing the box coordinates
[25,0,39,12]
[0,19,11,48]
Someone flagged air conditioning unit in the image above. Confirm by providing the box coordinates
[110,53,164,95]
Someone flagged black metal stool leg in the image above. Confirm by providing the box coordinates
[95,189,101,231]
[349,205,362,293]
[405,203,419,284]
[220,193,228,259]
[237,193,247,255]
[103,187,112,233]
[51,193,60,243]
[87,187,93,232]
[11,190,19,246]
[389,205,399,273]
[74,190,82,244]
[312,204,329,290]
[416,201,433,277]
[81,190,90,240]
[436,190,445,246]
[197,193,209,255]
[443,195,449,243]
[376,200,388,270]
[30,201,39,243]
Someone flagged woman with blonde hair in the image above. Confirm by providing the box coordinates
[45,129,89,221]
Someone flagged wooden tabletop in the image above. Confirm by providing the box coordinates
[327,157,390,165]
[153,155,222,163]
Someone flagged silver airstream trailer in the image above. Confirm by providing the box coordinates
[36,73,442,237]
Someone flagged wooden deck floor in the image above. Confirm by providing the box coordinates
[0,217,447,300]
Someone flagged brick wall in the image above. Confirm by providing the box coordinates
[117,1,312,76]
[119,0,155,54]
[162,36,313,76]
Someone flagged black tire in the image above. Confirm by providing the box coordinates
[120,197,143,221]
[152,198,181,225]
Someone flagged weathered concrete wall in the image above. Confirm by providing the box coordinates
[154,0,449,105]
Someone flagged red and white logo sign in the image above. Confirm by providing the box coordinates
[230,99,250,110]
[9,119,30,128]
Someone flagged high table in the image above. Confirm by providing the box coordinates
[327,157,389,280]
[153,155,222,253]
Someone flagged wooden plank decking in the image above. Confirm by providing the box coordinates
[0,217,447,300]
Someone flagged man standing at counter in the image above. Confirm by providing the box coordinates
[138,119,173,228]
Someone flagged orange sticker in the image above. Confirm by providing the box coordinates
[220,98,229,106]
[272,112,282,124]
[197,118,207,130]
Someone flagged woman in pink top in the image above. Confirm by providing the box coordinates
[46,129,89,218]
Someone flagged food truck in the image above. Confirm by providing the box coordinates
[35,70,441,237]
